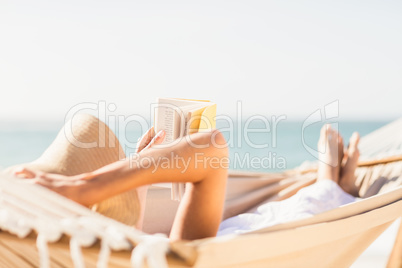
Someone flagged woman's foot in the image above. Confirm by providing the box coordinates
[317,124,344,183]
[339,132,360,196]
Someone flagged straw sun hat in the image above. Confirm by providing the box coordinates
[5,113,140,226]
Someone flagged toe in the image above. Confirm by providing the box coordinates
[338,133,344,147]
[320,124,330,138]
[350,132,360,146]
[348,132,360,157]
[338,135,344,161]
[318,124,330,147]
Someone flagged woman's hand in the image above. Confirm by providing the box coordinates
[8,128,166,206]
[136,127,165,153]
[12,167,91,205]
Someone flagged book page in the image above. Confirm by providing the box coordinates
[155,105,177,143]
[156,98,210,139]
[155,101,188,143]
[157,98,208,109]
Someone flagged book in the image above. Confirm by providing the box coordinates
[154,98,217,201]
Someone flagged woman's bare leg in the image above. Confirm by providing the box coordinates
[316,125,360,196]
[317,124,344,182]
[100,130,229,240]
[339,132,360,196]
[169,139,228,240]
[151,130,229,240]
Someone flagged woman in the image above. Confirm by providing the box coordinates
[10,117,360,241]
[12,122,229,241]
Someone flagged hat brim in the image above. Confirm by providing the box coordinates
[5,114,140,226]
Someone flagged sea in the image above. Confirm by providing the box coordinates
[0,119,389,171]
[0,119,398,267]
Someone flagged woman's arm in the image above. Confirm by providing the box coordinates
[15,129,229,240]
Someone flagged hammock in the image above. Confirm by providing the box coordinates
[1,118,402,268]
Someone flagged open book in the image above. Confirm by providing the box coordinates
[154,98,217,201]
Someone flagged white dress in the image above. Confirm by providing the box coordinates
[218,180,358,236]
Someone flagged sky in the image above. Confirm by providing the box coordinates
[0,0,401,122]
